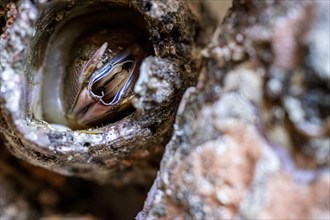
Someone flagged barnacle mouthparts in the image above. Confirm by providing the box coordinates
[36,5,153,130]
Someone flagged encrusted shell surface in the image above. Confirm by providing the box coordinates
[0,0,201,183]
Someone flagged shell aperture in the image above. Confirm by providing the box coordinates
[65,42,145,129]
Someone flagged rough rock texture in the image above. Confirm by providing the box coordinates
[0,0,329,219]
[0,135,148,219]
[138,0,330,219]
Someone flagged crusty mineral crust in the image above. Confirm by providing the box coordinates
[138,0,329,219]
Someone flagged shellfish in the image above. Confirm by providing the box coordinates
[65,41,146,129]
[0,0,201,183]
[38,6,152,130]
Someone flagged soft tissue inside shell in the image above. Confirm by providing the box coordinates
[64,29,137,112]
[36,5,151,129]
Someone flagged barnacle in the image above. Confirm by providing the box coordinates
[38,5,153,130]
[0,0,200,183]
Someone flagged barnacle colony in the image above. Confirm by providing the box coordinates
[35,5,152,129]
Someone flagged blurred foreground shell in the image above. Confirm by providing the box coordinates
[137,1,329,219]
[0,0,201,183]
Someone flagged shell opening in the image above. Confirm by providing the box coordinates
[29,2,153,130]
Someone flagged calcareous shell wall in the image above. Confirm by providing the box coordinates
[0,0,202,184]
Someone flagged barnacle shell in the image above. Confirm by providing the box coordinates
[39,6,153,130]
[0,0,201,183]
